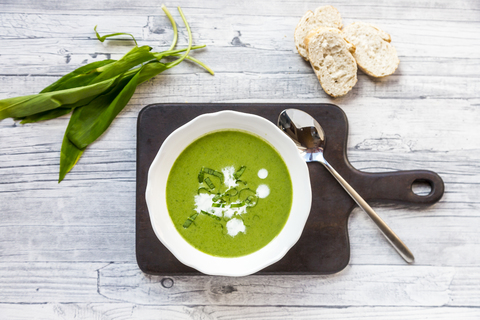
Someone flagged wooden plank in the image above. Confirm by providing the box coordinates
[0,13,478,59]
[0,48,478,78]
[0,262,108,303]
[1,97,477,150]
[0,224,135,262]
[97,263,480,307]
[0,0,478,23]
[0,263,468,307]
[1,304,479,319]
[0,74,479,105]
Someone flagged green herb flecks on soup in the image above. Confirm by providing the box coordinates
[166,130,293,257]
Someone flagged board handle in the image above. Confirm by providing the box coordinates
[359,170,444,205]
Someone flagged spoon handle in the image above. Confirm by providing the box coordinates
[320,157,415,263]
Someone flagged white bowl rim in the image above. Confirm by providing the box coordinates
[145,110,312,276]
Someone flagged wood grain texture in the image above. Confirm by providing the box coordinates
[1,304,479,320]
[97,263,480,307]
[0,0,479,318]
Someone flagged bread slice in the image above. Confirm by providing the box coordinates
[294,6,342,61]
[305,27,357,97]
[343,22,399,77]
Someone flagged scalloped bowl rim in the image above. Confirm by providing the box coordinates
[145,110,312,276]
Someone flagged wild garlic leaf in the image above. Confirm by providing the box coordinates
[40,60,116,93]
[46,63,117,92]
[67,70,141,149]
[136,61,168,84]
[20,108,73,124]
[0,76,120,120]
[94,25,138,46]
[23,61,120,123]
[91,46,156,83]
[59,117,85,183]
[17,89,118,124]
[21,90,116,123]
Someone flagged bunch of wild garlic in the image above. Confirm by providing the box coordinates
[0,5,213,182]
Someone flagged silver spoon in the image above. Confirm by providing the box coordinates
[277,108,414,263]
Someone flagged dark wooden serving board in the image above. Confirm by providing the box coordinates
[136,103,444,275]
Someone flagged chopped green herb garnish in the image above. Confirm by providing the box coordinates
[245,195,258,207]
[197,187,210,195]
[230,202,245,208]
[233,166,246,179]
[198,168,204,183]
[225,188,238,197]
[204,177,215,189]
[191,165,263,230]
[203,167,224,182]
[183,212,198,228]
[239,187,256,200]
[201,210,221,220]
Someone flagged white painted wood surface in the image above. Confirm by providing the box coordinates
[1,0,479,318]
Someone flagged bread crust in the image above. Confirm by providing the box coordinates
[305,27,357,97]
[343,22,399,77]
[294,6,342,61]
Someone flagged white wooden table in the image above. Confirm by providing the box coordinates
[1,0,479,318]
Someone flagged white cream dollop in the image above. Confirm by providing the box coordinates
[257,168,268,179]
[222,166,238,189]
[194,193,215,213]
[256,184,270,198]
[226,218,246,237]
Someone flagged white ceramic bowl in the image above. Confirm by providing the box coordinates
[145,110,312,276]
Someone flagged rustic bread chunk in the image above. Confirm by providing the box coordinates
[305,27,357,97]
[343,22,399,77]
[294,6,342,61]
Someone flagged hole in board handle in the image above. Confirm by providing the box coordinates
[411,179,433,196]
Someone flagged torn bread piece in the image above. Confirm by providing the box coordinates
[343,22,399,77]
[305,27,357,97]
[294,6,342,61]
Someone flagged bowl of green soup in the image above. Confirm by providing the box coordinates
[145,110,311,276]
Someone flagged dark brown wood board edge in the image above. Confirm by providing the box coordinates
[135,103,444,276]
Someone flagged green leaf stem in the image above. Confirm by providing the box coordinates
[94,25,138,46]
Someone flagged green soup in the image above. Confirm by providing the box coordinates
[166,130,293,257]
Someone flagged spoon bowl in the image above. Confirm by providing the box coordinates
[277,109,324,161]
[277,108,415,263]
